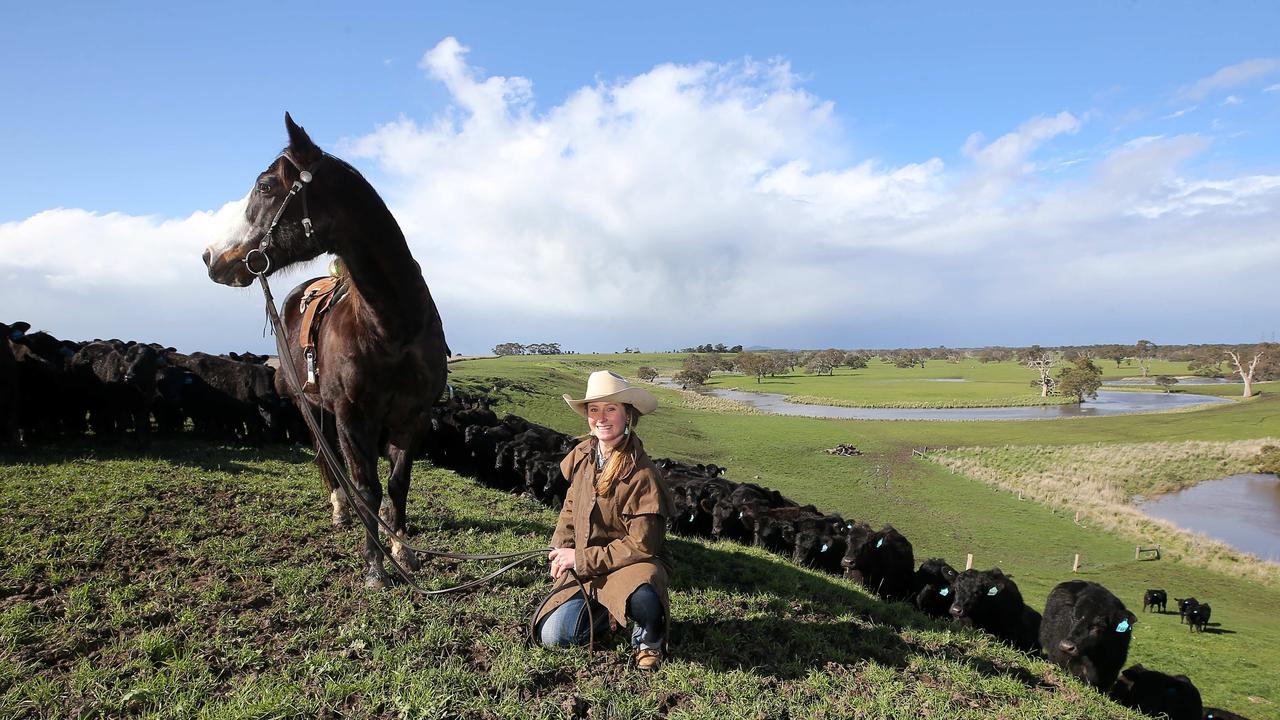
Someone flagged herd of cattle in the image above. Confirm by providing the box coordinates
[0,323,1247,720]
[0,322,304,448]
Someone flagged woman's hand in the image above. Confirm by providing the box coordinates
[548,547,576,579]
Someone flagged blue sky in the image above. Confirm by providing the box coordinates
[3,3,1279,353]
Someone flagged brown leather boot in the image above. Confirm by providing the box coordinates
[634,648,662,671]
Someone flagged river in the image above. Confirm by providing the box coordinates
[657,379,1231,421]
[1139,474,1280,562]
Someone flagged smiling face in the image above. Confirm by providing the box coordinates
[586,401,629,446]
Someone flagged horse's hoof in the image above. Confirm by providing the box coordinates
[331,511,352,528]
[363,569,391,590]
[394,546,421,572]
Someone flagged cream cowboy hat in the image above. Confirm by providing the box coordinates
[563,370,658,417]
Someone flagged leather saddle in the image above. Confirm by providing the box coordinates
[298,276,348,392]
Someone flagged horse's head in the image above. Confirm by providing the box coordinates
[203,113,335,287]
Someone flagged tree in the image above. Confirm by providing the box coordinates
[804,350,839,376]
[734,351,770,383]
[843,352,869,370]
[1187,357,1223,377]
[671,369,706,389]
[1154,375,1179,393]
[1226,346,1266,398]
[493,342,525,356]
[1056,357,1103,403]
[1023,345,1057,397]
[1101,344,1128,368]
[636,366,658,382]
[1134,340,1157,377]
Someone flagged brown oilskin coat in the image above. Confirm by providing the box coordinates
[536,436,676,638]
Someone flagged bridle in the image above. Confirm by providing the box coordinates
[242,152,322,276]
[239,154,596,645]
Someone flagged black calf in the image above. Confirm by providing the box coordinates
[1109,664,1202,720]
[1041,580,1135,690]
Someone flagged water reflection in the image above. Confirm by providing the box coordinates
[1140,474,1280,562]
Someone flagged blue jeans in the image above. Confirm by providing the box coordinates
[537,584,665,650]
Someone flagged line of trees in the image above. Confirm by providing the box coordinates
[492,342,562,356]
[677,343,744,353]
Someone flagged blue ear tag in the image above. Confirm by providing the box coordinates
[820,543,829,553]
[987,586,999,596]
[184,376,194,385]
[875,538,884,548]
[1115,619,1131,633]
[939,587,950,597]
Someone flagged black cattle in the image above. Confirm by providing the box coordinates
[1109,664,1202,720]
[1175,597,1199,624]
[842,524,915,600]
[1187,603,1212,633]
[708,483,795,543]
[912,558,960,619]
[463,423,514,478]
[10,329,79,440]
[669,475,733,537]
[70,341,158,442]
[0,322,20,448]
[1041,580,1135,690]
[948,568,1041,653]
[751,504,822,556]
[1143,588,1168,613]
[173,351,281,443]
[792,513,851,574]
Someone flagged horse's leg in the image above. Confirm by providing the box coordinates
[334,410,389,589]
[311,408,349,527]
[383,440,420,571]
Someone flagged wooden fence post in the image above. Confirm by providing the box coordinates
[1073,554,1081,573]
[965,553,974,570]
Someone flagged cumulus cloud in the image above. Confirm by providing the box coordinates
[1178,57,1280,101]
[4,38,1280,353]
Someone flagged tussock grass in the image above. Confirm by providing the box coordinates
[0,440,1148,719]
[930,440,1280,585]
[666,385,764,415]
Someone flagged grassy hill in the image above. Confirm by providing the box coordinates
[446,354,1280,718]
[0,441,1147,719]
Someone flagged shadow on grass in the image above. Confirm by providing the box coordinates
[0,436,313,474]
[667,540,1057,690]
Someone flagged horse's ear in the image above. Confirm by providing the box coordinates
[284,112,321,164]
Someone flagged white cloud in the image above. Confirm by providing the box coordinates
[1265,83,1280,94]
[5,38,1280,352]
[1178,58,1280,101]
[1221,95,1242,106]
[1161,106,1197,120]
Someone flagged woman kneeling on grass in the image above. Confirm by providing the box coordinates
[534,371,675,671]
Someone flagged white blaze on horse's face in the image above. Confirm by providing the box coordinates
[203,192,255,287]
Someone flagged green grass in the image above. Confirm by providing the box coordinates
[446,354,1280,718]
[0,440,1148,719]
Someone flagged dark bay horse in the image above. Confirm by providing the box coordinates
[203,113,449,588]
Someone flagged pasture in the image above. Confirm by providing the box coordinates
[699,357,1248,408]
[1,441,1144,719]
[448,353,1280,718]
